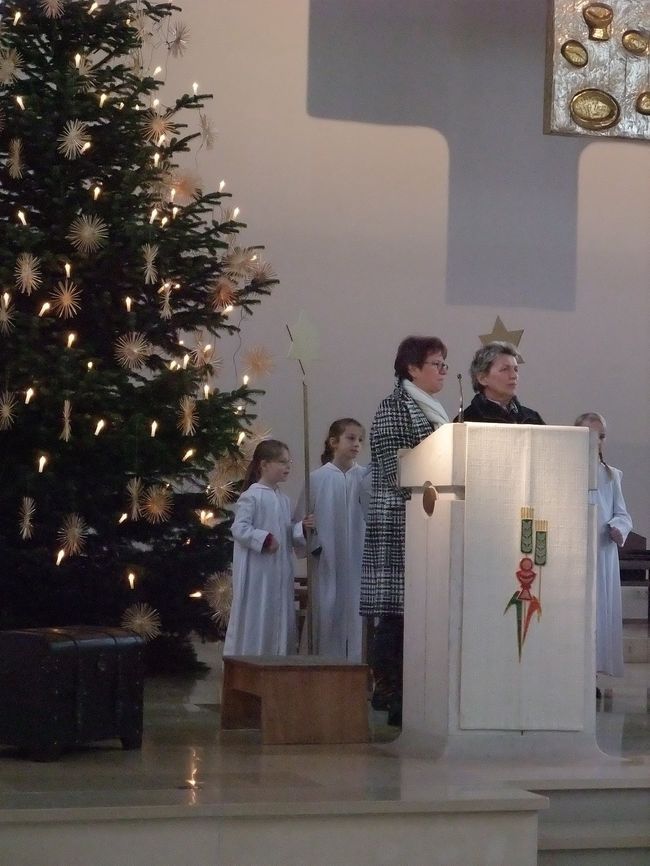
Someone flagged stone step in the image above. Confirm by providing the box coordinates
[622,629,649,663]
[536,787,650,865]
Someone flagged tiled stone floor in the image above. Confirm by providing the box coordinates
[0,624,646,809]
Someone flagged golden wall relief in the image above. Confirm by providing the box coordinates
[545,1,650,139]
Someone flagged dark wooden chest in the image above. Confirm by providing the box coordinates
[0,626,144,760]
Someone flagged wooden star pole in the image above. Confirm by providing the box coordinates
[286,322,314,653]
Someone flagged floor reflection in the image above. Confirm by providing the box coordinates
[0,624,646,806]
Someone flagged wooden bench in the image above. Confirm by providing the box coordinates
[220,655,369,745]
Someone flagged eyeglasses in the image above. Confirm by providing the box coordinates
[423,360,449,372]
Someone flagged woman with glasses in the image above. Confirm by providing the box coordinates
[462,341,544,425]
[361,335,450,726]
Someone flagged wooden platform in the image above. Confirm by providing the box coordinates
[220,655,369,744]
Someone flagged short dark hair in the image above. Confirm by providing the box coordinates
[394,336,447,381]
[469,341,521,393]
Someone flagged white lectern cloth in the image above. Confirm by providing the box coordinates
[460,424,589,730]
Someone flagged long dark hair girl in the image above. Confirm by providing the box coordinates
[320,418,365,465]
[242,439,290,491]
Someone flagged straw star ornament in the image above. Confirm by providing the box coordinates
[60,399,72,442]
[141,243,158,284]
[250,259,277,283]
[177,396,198,436]
[51,279,81,318]
[15,253,42,295]
[242,346,274,378]
[171,169,201,204]
[121,603,162,641]
[8,138,23,179]
[0,391,17,430]
[143,111,175,143]
[19,497,35,540]
[127,477,144,520]
[0,298,15,335]
[0,49,22,85]
[71,55,96,91]
[211,276,237,311]
[159,285,172,319]
[57,513,89,556]
[199,113,216,149]
[168,20,190,58]
[206,463,237,508]
[39,0,65,19]
[142,484,173,523]
[223,246,257,280]
[67,214,108,254]
[57,120,91,160]
[114,332,152,370]
[204,572,233,628]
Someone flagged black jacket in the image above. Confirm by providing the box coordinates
[459,393,545,425]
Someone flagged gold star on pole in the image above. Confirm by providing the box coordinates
[479,316,524,348]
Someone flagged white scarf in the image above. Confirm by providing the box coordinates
[402,378,450,428]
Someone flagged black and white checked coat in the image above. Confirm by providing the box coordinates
[360,384,437,616]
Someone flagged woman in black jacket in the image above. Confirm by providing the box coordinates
[462,341,544,425]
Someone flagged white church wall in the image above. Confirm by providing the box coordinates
[164,0,650,535]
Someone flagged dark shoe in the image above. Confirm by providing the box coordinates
[387,703,402,727]
[371,693,392,711]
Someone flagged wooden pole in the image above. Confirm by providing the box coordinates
[286,323,314,654]
[302,379,314,653]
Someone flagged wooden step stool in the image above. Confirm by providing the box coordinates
[220,655,369,744]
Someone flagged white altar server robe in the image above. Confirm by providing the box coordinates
[224,482,304,657]
[593,464,632,677]
[303,462,369,661]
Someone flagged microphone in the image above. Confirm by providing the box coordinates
[457,373,464,423]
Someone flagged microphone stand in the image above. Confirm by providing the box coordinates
[457,373,464,423]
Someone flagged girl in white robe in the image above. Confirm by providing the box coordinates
[299,419,370,661]
[224,440,313,657]
[575,414,633,678]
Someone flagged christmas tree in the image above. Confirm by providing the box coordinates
[0,0,276,660]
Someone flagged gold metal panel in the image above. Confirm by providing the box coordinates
[545,0,650,140]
